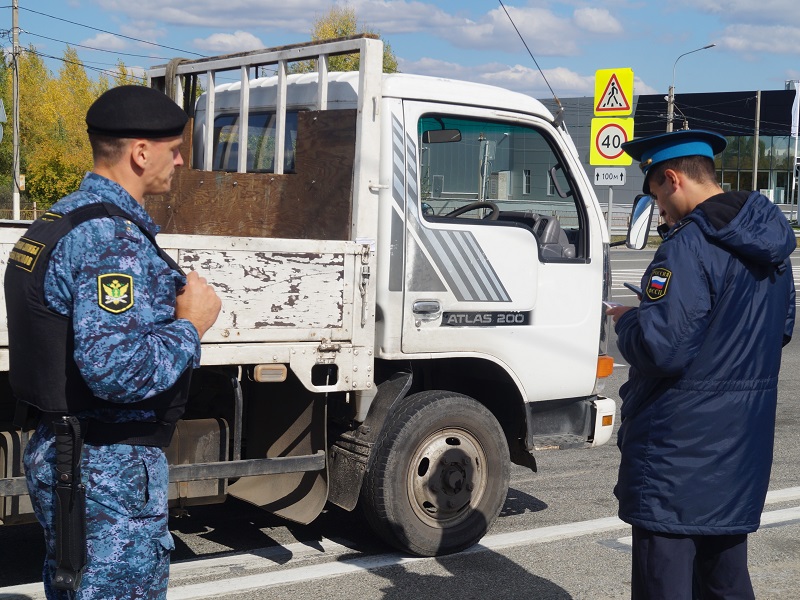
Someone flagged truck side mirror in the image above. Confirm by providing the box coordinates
[627,194,654,250]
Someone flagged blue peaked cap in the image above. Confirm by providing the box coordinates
[621,129,727,193]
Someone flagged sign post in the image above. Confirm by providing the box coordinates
[591,68,634,235]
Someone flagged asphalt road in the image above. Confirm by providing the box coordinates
[1,247,799,599]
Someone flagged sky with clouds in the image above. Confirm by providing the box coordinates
[5,0,800,102]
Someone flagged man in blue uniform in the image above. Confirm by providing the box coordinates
[606,129,795,599]
[6,86,221,599]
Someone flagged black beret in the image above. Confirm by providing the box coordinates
[86,85,188,139]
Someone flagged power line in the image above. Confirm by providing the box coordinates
[21,46,146,82]
[22,30,171,61]
[27,48,148,73]
[12,5,205,57]
[680,102,790,131]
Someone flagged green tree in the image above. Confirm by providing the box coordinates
[291,6,399,74]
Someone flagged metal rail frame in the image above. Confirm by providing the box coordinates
[147,35,381,177]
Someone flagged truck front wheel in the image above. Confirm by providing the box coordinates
[360,390,510,556]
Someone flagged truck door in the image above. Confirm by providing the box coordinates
[399,102,603,401]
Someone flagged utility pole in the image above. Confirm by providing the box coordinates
[666,83,675,133]
[752,90,760,193]
[791,80,799,218]
[11,0,20,220]
[666,44,715,132]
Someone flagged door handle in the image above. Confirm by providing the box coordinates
[413,300,441,315]
[412,300,441,322]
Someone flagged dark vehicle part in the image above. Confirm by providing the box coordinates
[328,371,413,511]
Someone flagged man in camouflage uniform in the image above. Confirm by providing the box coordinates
[7,86,221,599]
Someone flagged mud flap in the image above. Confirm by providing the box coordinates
[327,370,413,511]
[228,387,327,525]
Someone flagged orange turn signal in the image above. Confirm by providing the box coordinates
[602,415,613,427]
[596,355,614,378]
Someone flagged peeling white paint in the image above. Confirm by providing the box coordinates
[181,249,346,341]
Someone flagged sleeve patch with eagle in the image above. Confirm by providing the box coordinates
[98,273,134,313]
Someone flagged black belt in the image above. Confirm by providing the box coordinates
[40,414,176,448]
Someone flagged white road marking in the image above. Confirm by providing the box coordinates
[610,504,800,550]
[165,516,633,599]
[614,266,800,306]
[168,489,800,599]
[10,487,800,599]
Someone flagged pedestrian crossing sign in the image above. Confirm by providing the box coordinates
[594,68,634,117]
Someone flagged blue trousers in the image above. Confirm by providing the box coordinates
[24,424,173,600]
[631,526,755,600]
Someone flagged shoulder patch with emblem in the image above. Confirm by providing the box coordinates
[98,273,134,313]
[645,267,671,300]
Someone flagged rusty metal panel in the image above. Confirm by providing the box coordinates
[144,110,357,241]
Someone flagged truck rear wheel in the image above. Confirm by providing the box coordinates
[360,390,510,556]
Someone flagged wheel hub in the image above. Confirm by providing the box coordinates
[407,428,488,528]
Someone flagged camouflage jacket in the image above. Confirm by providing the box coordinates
[43,172,200,422]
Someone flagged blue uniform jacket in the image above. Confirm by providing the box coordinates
[614,190,795,535]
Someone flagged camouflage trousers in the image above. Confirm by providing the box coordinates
[24,424,174,600]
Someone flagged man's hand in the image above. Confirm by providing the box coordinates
[176,270,222,339]
[606,304,634,323]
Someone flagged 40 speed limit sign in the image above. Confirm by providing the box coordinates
[590,118,634,166]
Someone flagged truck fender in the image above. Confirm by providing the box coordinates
[327,370,413,511]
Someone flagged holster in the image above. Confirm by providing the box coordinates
[52,416,87,591]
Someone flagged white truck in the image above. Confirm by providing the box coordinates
[0,35,616,556]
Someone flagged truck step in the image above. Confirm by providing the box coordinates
[531,434,588,450]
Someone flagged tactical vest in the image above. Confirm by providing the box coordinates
[4,202,191,446]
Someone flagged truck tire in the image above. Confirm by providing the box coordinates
[360,390,510,556]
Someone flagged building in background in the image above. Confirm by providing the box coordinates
[542,84,799,214]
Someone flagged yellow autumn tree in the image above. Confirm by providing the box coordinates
[29,47,104,204]
[0,59,13,209]
[3,47,144,212]
[13,47,53,209]
[291,6,399,74]
[114,60,146,87]
[12,48,113,208]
